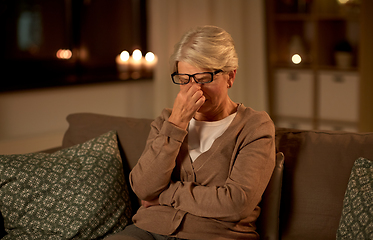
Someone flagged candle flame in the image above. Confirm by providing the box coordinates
[120,51,130,61]
[145,52,155,62]
[56,49,72,59]
[132,49,142,61]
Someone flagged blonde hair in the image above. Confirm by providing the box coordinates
[170,25,238,73]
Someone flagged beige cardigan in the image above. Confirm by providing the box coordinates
[130,104,275,240]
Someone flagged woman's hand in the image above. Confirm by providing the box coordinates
[168,83,205,130]
[141,198,160,208]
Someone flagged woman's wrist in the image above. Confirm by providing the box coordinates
[168,114,189,130]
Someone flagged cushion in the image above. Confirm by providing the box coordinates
[336,157,373,239]
[63,113,153,211]
[0,131,131,239]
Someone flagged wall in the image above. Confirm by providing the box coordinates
[0,0,267,154]
[359,0,373,132]
[0,80,154,154]
[149,0,268,115]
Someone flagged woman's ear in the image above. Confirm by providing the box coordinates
[227,69,237,88]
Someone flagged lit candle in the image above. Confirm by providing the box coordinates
[130,49,143,71]
[56,49,72,59]
[144,52,157,71]
[116,50,130,80]
[116,50,130,72]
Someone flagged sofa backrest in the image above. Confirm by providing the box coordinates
[275,128,373,240]
[63,113,373,240]
[63,113,153,170]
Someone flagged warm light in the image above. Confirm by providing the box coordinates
[145,52,155,62]
[292,54,302,64]
[132,49,142,61]
[116,49,156,80]
[337,0,349,4]
[56,49,72,59]
[120,51,130,61]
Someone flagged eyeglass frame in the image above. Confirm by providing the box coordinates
[171,69,223,85]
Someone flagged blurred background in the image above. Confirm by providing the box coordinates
[0,0,372,154]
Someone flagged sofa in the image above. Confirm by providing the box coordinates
[0,112,372,239]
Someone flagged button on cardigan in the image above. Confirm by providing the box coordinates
[130,104,275,240]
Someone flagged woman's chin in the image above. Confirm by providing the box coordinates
[197,102,210,113]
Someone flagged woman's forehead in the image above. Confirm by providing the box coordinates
[177,61,209,74]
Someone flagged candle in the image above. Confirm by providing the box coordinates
[130,49,143,70]
[144,52,157,72]
[116,50,130,71]
[116,50,130,79]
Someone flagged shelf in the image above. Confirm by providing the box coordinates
[266,0,362,132]
[315,14,360,21]
[315,65,358,72]
[272,65,359,72]
[274,13,360,21]
[274,14,312,21]
[272,63,313,70]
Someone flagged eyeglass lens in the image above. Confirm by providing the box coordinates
[174,72,213,84]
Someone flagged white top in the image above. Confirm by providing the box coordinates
[188,113,237,162]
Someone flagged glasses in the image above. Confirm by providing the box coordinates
[171,70,223,85]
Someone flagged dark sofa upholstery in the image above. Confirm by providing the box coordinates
[1,112,372,239]
[275,129,373,239]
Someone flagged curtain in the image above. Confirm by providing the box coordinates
[148,0,268,117]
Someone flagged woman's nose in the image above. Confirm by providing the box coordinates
[189,77,199,85]
[189,80,202,90]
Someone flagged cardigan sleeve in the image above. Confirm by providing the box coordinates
[158,116,276,222]
[129,109,188,201]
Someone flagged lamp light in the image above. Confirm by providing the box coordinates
[289,35,306,65]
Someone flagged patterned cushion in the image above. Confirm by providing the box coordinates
[0,131,131,239]
[336,157,373,239]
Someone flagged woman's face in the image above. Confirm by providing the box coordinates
[177,61,235,117]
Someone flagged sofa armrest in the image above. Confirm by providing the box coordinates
[256,152,284,240]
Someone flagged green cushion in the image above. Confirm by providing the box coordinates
[336,157,373,239]
[0,131,131,239]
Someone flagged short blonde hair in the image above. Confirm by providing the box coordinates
[170,25,239,73]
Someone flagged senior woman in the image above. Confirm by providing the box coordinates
[107,25,275,240]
